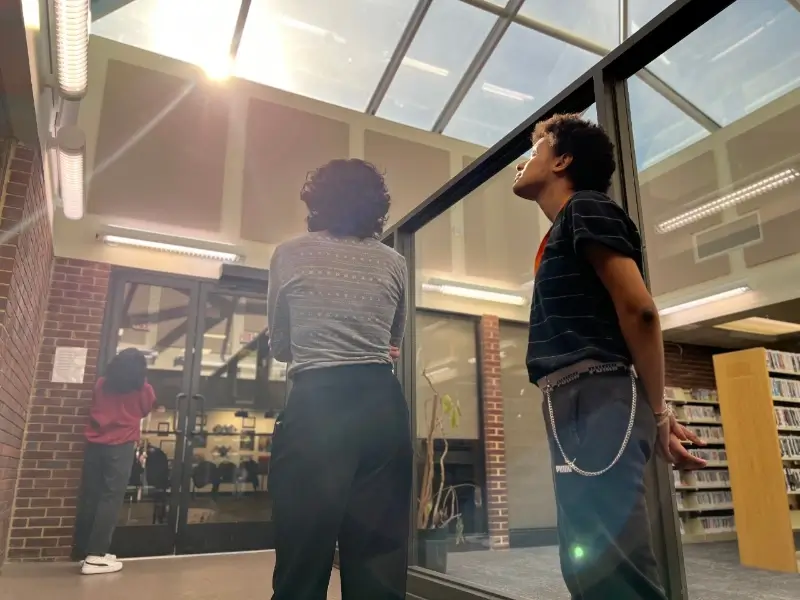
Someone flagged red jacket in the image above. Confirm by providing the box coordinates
[84,378,156,445]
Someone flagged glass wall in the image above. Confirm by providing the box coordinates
[412,148,570,596]
[628,0,800,555]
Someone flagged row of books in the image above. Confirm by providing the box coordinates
[785,467,800,492]
[774,406,800,429]
[664,387,718,404]
[678,404,719,422]
[676,490,732,509]
[779,435,800,459]
[766,349,800,375]
[771,377,800,400]
[689,448,727,463]
[687,425,724,442]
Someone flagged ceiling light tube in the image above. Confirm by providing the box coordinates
[56,125,86,220]
[658,286,750,317]
[422,279,527,306]
[54,0,90,99]
[100,234,242,262]
[657,169,799,233]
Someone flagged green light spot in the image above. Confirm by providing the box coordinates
[572,546,585,560]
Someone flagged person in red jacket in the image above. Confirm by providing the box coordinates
[74,348,156,575]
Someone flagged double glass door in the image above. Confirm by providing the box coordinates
[100,271,288,558]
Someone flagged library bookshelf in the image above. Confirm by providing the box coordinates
[666,386,736,544]
[712,348,800,574]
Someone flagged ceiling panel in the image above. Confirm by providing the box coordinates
[519,0,619,48]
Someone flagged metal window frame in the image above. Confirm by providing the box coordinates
[386,1,739,598]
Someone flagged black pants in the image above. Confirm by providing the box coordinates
[74,441,135,558]
[543,372,667,600]
[270,364,412,600]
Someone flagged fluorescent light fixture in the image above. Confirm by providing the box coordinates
[422,279,527,306]
[659,286,750,317]
[56,125,86,220]
[481,83,534,102]
[657,169,799,233]
[714,317,800,336]
[54,0,89,99]
[402,57,449,77]
[98,227,242,262]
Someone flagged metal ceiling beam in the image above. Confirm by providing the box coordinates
[453,0,720,131]
[366,0,434,115]
[432,0,526,134]
[229,0,252,60]
[619,0,630,43]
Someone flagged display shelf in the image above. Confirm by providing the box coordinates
[713,348,800,573]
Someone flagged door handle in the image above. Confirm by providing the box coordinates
[191,394,206,435]
[173,393,188,433]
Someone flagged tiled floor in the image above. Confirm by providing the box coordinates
[446,543,799,600]
[0,552,341,600]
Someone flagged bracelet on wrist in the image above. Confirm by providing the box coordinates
[654,403,673,426]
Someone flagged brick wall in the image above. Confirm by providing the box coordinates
[7,258,109,561]
[665,342,721,390]
[479,315,509,550]
[0,142,53,566]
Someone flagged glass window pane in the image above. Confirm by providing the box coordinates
[582,102,598,123]
[519,0,620,48]
[92,0,240,78]
[628,75,709,170]
[377,0,495,130]
[627,0,673,35]
[235,0,418,112]
[444,23,598,148]
[631,4,800,346]
[639,0,800,126]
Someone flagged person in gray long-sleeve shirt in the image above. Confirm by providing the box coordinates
[268,159,412,600]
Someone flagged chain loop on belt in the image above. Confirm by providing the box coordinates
[545,366,637,477]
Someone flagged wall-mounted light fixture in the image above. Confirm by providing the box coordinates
[54,0,90,99]
[97,226,243,262]
[55,125,86,220]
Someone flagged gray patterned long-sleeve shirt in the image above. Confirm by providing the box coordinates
[267,231,407,377]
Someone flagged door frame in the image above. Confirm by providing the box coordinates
[99,267,272,557]
[175,280,275,555]
[99,268,203,557]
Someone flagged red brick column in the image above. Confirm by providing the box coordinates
[8,258,109,561]
[0,143,54,566]
[479,315,509,550]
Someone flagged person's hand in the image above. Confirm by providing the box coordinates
[389,346,400,360]
[656,411,707,470]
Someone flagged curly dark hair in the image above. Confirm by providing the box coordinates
[103,347,147,395]
[300,159,391,239]
[533,113,616,193]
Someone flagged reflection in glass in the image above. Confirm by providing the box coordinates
[186,293,274,525]
[236,0,417,111]
[378,0,495,130]
[635,0,800,126]
[113,283,191,531]
[445,23,598,148]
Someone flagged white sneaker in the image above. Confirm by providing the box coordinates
[81,554,123,575]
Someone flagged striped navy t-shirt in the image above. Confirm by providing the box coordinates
[526,191,644,384]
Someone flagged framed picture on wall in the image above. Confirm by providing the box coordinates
[240,432,255,452]
[242,416,256,430]
[157,422,170,436]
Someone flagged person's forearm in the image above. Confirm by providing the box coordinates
[618,308,666,414]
